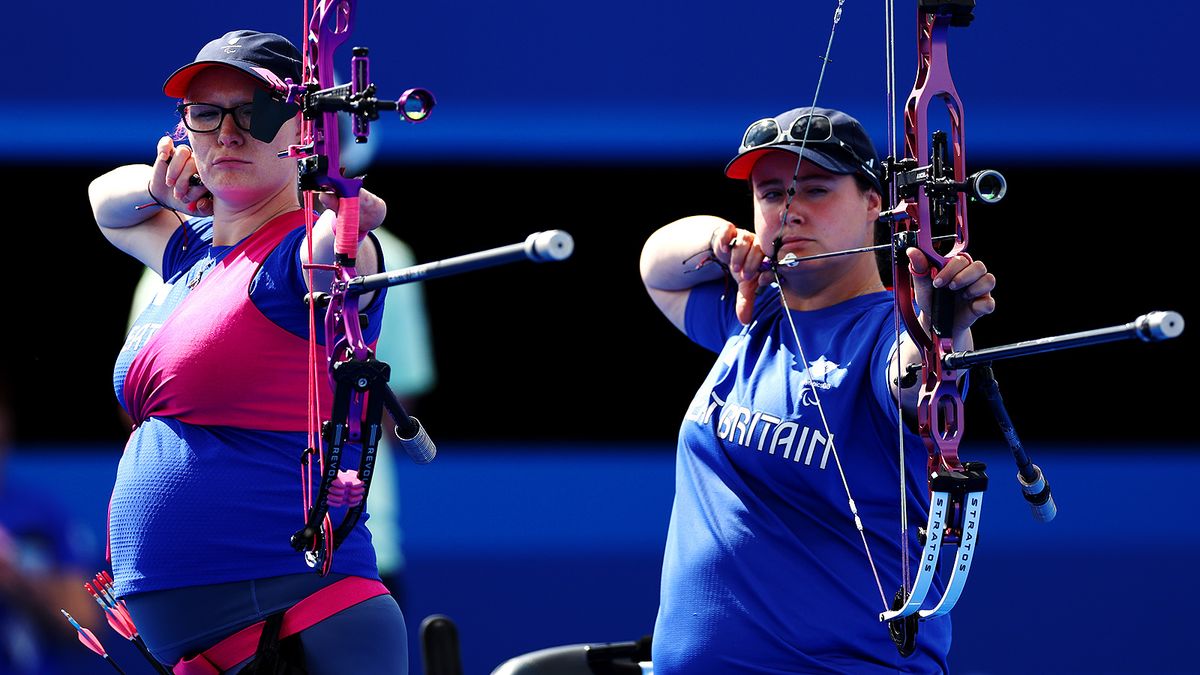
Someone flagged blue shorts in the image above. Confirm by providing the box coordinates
[123,573,407,673]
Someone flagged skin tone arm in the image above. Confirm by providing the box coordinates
[639,215,774,333]
[89,136,388,286]
[87,140,208,275]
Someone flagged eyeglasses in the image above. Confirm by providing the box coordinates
[177,102,255,133]
[739,113,867,166]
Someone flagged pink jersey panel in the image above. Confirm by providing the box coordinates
[123,212,331,431]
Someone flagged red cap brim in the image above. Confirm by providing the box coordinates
[163,61,280,98]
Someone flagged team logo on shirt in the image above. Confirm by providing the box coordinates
[686,391,838,469]
[795,355,850,407]
[683,352,851,470]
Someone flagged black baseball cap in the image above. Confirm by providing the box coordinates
[725,106,882,193]
[163,30,302,98]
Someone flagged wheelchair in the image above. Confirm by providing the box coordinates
[421,615,652,675]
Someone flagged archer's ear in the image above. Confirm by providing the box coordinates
[866,188,883,215]
[270,116,302,148]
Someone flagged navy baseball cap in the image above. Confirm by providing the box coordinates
[163,30,302,98]
[725,107,882,193]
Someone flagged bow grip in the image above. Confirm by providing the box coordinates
[932,284,956,339]
[334,198,362,259]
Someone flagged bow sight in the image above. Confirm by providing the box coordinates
[281,46,435,199]
[294,48,435,138]
[883,131,1007,235]
[886,131,1006,202]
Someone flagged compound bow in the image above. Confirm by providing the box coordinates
[275,0,439,577]
[766,0,1184,657]
[282,0,574,577]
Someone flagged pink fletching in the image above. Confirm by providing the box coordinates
[106,608,137,640]
[76,627,107,656]
[62,610,107,657]
[327,469,364,507]
[87,573,139,639]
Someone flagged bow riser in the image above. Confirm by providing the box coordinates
[905,8,969,268]
[896,3,974,473]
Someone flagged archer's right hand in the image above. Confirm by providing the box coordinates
[151,136,212,216]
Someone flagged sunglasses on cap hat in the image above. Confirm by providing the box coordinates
[739,113,871,168]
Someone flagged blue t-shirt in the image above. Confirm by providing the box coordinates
[109,217,386,597]
[653,281,951,673]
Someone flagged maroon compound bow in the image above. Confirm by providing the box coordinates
[766,0,1184,657]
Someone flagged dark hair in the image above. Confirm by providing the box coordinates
[867,180,898,282]
[852,172,879,197]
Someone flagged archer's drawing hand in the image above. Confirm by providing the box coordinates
[152,136,212,216]
[711,222,773,325]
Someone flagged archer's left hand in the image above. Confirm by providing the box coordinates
[907,248,996,349]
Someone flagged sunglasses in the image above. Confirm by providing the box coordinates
[739,113,869,168]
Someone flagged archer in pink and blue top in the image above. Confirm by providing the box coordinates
[91,29,408,672]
